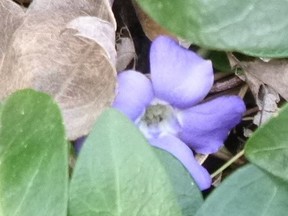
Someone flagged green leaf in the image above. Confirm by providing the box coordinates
[196,164,288,216]
[69,108,202,216]
[0,89,68,216]
[136,0,288,57]
[153,148,203,215]
[245,104,288,182]
[205,51,231,73]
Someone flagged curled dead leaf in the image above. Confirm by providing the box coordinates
[238,59,282,125]
[27,0,116,28]
[67,16,117,65]
[116,35,136,71]
[253,85,280,126]
[0,0,117,140]
[0,0,25,69]
[241,59,288,101]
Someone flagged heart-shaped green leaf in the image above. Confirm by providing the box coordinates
[69,108,202,216]
[196,164,288,216]
[0,89,68,216]
[136,0,288,57]
[245,104,288,182]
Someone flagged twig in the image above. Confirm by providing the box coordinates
[210,76,244,93]
[211,149,245,178]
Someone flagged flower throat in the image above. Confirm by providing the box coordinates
[141,104,173,126]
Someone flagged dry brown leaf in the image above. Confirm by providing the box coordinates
[0,0,117,140]
[67,16,116,65]
[27,0,116,27]
[0,0,24,70]
[241,59,288,101]
[239,59,281,125]
[116,36,136,71]
[253,85,279,126]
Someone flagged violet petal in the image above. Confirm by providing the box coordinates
[113,70,154,121]
[150,36,213,109]
[149,134,212,190]
[74,136,86,154]
[177,96,246,154]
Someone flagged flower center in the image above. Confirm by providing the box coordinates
[142,104,172,126]
[136,100,180,139]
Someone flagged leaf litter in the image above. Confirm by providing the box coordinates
[229,54,287,125]
[0,0,117,140]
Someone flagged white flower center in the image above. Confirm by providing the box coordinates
[136,100,180,139]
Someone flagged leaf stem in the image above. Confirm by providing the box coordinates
[211,149,245,178]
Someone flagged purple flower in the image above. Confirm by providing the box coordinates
[113,36,246,190]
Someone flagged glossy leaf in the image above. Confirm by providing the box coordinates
[153,148,204,215]
[0,89,68,216]
[69,108,202,216]
[196,164,288,216]
[206,51,231,73]
[136,0,288,57]
[245,104,288,182]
